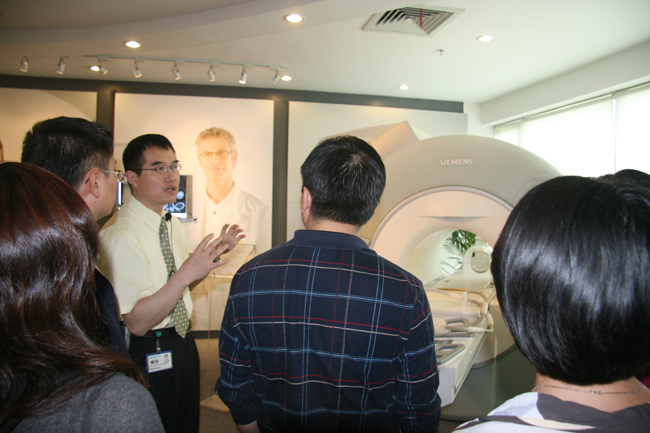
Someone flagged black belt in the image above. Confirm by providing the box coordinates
[139,327,188,339]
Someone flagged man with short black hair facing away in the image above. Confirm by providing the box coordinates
[217,135,441,433]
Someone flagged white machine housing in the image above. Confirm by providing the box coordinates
[362,134,560,411]
[363,135,559,271]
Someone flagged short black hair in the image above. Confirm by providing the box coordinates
[491,170,650,385]
[123,134,175,174]
[21,117,113,190]
[300,135,385,227]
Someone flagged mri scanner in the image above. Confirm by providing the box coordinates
[349,127,561,419]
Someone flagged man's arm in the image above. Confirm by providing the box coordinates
[216,289,260,427]
[236,421,260,433]
[123,233,233,336]
[393,286,441,433]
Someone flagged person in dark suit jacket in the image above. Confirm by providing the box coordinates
[21,116,128,357]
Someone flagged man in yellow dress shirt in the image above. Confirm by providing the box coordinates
[99,134,242,433]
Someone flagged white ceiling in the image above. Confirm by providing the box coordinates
[1,0,649,104]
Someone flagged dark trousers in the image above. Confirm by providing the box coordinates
[130,329,200,433]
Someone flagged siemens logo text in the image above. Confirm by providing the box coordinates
[439,158,473,166]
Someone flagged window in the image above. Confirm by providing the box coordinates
[495,83,650,177]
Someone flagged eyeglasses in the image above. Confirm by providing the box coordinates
[140,164,182,174]
[102,170,127,182]
[198,150,233,160]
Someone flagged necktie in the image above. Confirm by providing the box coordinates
[159,215,189,338]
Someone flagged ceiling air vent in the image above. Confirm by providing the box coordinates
[363,6,464,37]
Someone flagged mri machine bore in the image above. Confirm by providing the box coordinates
[357,132,561,419]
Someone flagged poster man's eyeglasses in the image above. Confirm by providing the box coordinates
[198,151,233,160]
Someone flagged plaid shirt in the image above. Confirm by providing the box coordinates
[217,230,440,433]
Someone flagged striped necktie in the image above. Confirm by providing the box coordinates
[159,215,189,338]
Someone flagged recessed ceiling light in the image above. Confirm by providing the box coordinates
[285,14,303,23]
[398,84,409,90]
[125,41,141,48]
[281,75,292,81]
[478,35,493,42]
[90,65,100,72]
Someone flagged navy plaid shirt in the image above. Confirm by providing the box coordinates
[217,230,440,433]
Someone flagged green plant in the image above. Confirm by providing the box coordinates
[440,229,478,276]
[448,229,477,256]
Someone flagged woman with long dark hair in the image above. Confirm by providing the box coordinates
[0,162,163,432]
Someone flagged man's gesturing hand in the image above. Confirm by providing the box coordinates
[219,224,245,253]
[175,234,231,286]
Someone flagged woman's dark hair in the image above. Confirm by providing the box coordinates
[123,133,175,174]
[491,170,650,385]
[300,135,386,227]
[0,162,144,423]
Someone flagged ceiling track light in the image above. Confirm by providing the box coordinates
[271,69,280,84]
[20,57,29,73]
[77,55,290,84]
[56,57,65,75]
[98,58,108,75]
[133,60,142,78]
[172,62,181,81]
[239,66,247,84]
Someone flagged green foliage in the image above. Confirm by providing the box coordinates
[448,229,477,255]
[440,229,478,276]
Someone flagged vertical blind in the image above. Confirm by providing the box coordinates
[616,85,650,175]
[494,83,650,177]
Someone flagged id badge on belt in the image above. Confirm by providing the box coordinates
[146,337,173,373]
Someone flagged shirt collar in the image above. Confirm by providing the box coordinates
[204,182,238,209]
[289,229,372,252]
[128,195,167,231]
